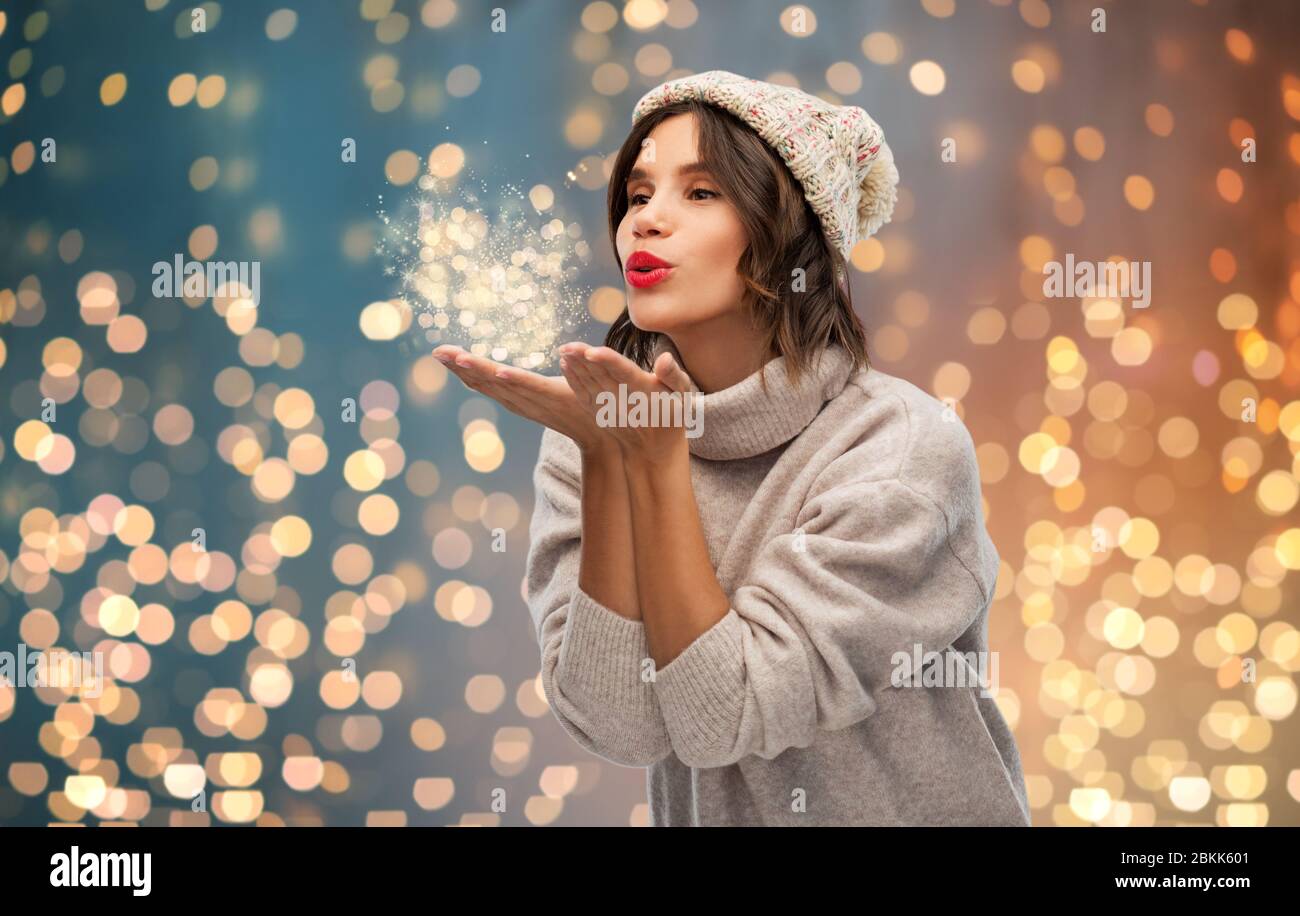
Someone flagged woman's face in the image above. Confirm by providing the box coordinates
[615,112,749,334]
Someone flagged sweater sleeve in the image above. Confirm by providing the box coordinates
[524,428,673,767]
[650,462,998,769]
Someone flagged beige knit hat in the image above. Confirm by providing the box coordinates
[631,69,899,261]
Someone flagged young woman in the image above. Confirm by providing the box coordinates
[434,71,1030,826]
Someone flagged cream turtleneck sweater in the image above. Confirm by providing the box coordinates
[524,337,1030,826]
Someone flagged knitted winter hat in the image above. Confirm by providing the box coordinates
[631,69,899,261]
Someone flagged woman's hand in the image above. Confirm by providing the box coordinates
[557,342,697,467]
[433,345,615,457]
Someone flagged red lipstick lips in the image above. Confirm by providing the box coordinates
[625,250,674,288]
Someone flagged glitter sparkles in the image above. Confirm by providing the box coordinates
[377,169,592,369]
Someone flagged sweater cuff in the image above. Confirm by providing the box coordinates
[652,608,747,765]
[556,585,658,717]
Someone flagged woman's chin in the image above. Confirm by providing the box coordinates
[626,302,679,334]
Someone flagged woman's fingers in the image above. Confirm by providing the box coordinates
[433,345,487,382]
[586,345,664,393]
[580,352,624,392]
[450,350,498,378]
[492,364,562,398]
[556,342,598,398]
[435,348,538,413]
[491,370,568,416]
[438,359,478,389]
[442,351,528,401]
[584,345,633,373]
[558,341,592,359]
[560,355,599,405]
[434,346,508,381]
[478,373,572,428]
[572,351,618,402]
[436,342,665,429]
[434,348,615,451]
[436,345,568,412]
[653,352,693,394]
[456,369,531,414]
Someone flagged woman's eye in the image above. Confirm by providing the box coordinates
[628,188,716,205]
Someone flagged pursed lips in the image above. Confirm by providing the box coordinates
[626,251,673,271]
[625,254,674,287]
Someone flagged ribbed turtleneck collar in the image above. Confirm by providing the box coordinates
[649,334,857,461]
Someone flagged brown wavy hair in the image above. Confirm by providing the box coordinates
[603,98,870,391]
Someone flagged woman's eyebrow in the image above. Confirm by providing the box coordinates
[626,161,713,183]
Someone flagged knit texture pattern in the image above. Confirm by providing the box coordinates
[632,69,900,260]
[524,344,1031,826]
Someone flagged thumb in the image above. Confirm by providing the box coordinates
[653,352,693,393]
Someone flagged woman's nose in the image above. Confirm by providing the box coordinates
[632,201,668,237]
